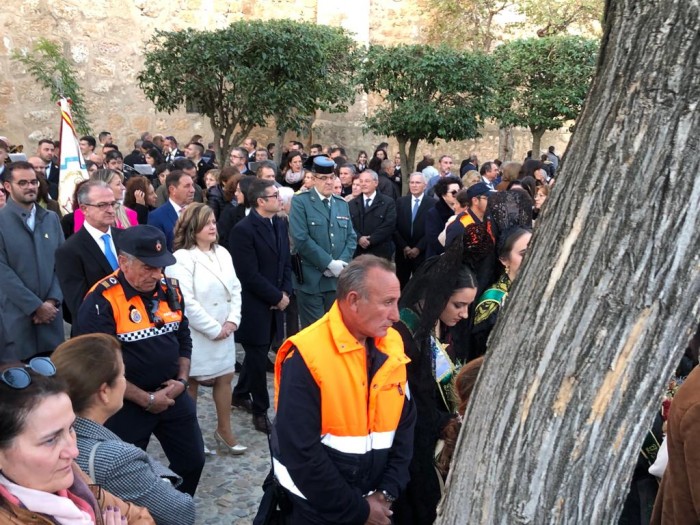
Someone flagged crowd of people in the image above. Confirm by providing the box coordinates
[0,130,695,525]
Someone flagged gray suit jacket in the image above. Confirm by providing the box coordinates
[0,199,64,361]
[74,417,194,525]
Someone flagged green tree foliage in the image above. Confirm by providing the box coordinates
[493,35,599,156]
[12,38,92,136]
[425,0,603,52]
[519,0,603,37]
[138,20,359,162]
[359,44,496,193]
[426,0,512,52]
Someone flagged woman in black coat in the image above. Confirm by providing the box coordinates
[392,243,478,525]
[424,176,462,258]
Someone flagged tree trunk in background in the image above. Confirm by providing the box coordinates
[498,125,515,161]
[530,127,545,159]
[398,138,419,196]
[437,0,700,523]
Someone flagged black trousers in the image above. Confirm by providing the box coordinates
[233,343,270,415]
[105,391,205,496]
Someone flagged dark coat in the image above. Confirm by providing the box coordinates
[349,192,397,260]
[378,171,399,201]
[206,185,225,220]
[55,226,123,320]
[147,202,178,251]
[219,203,247,253]
[393,194,434,254]
[424,198,454,258]
[229,210,292,346]
[47,162,60,200]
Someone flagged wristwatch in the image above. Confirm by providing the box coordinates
[379,490,396,504]
[145,393,155,412]
[177,378,189,390]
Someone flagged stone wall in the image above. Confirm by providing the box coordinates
[0,0,571,165]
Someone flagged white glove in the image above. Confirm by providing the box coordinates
[327,260,347,278]
[323,269,334,278]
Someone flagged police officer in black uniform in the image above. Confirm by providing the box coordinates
[75,225,205,496]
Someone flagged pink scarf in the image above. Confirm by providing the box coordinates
[0,474,95,525]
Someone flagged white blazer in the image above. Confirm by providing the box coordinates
[166,246,242,378]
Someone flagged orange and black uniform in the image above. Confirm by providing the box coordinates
[270,303,416,524]
[75,270,204,496]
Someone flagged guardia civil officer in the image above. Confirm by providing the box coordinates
[74,225,205,496]
[289,156,357,327]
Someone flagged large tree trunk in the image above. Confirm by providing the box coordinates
[437,0,700,523]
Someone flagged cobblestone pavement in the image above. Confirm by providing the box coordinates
[147,347,276,525]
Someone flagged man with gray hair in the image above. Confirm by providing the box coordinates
[393,172,435,288]
[263,254,416,525]
[56,179,124,322]
[349,169,397,260]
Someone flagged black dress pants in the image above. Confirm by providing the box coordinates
[233,343,270,415]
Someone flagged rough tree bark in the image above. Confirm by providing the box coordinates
[437,0,700,523]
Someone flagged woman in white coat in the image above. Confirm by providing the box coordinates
[167,203,246,454]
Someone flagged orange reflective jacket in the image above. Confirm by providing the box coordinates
[273,302,411,501]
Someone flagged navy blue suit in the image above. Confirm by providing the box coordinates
[147,202,178,251]
[229,209,292,415]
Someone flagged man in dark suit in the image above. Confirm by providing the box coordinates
[37,138,59,199]
[229,179,292,433]
[349,169,397,260]
[56,180,123,324]
[184,142,215,187]
[163,136,184,163]
[148,170,195,251]
[394,172,435,288]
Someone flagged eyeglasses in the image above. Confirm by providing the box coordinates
[84,201,121,210]
[12,179,40,188]
[260,192,279,200]
[1,357,56,389]
[314,175,335,181]
[148,299,165,329]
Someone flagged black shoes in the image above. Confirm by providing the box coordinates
[253,414,272,434]
[232,397,253,413]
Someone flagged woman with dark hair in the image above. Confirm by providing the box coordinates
[218,175,252,253]
[52,334,195,525]
[424,176,462,258]
[520,159,543,181]
[167,204,245,455]
[124,175,157,224]
[206,166,238,221]
[368,147,387,173]
[0,358,154,524]
[144,149,164,169]
[471,227,533,356]
[354,150,368,173]
[392,244,478,525]
[280,151,306,191]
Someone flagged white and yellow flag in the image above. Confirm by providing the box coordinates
[57,98,88,213]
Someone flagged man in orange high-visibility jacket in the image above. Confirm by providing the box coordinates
[261,255,416,525]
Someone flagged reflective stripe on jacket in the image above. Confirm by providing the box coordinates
[273,302,410,499]
[87,271,183,343]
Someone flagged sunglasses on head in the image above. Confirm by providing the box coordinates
[1,357,56,389]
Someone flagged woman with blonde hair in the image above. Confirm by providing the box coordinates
[165,203,246,455]
[52,334,195,524]
[73,169,137,231]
